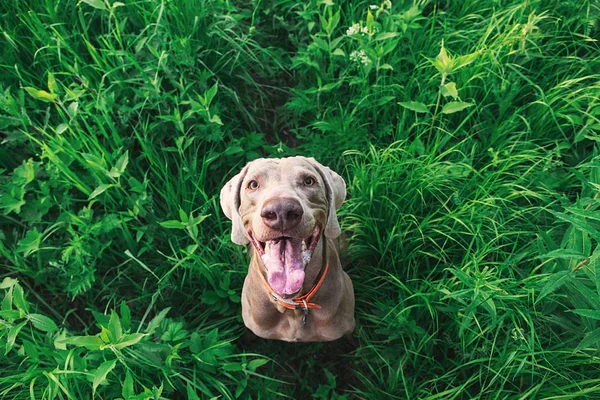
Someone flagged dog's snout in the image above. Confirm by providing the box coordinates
[260,198,303,231]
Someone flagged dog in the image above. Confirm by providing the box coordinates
[220,156,355,342]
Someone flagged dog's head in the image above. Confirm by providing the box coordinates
[220,156,346,298]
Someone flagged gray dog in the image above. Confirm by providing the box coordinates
[220,156,355,342]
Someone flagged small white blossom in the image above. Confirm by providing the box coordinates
[369,4,378,10]
[346,23,368,36]
[350,50,371,66]
[346,23,360,36]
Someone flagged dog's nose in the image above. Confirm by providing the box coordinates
[260,198,304,231]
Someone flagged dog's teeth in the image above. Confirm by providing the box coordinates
[302,240,307,251]
[302,250,311,267]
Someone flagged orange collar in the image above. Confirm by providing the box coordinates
[260,263,329,312]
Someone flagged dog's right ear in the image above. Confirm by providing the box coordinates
[220,165,250,245]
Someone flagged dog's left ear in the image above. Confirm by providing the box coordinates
[220,165,251,245]
[307,158,346,238]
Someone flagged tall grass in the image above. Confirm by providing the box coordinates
[1,0,600,398]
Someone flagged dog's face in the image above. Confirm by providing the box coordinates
[220,157,346,298]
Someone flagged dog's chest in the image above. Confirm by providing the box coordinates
[272,309,335,342]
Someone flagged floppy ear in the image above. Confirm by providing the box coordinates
[220,165,250,245]
[307,158,346,238]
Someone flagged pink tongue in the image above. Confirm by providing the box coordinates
[265,238,305,297]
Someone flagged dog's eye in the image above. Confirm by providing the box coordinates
[303,176,316,186]
[247,180,259,190]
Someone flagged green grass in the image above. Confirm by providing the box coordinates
[1,0,600,398]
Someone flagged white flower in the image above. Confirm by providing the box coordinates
[347,23,368,36]
[346,23,360,36]
[350,50,371,66]
[369,4,378,10]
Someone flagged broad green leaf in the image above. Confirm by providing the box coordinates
[88,184,113,200]
[13,158,36,185]
[0,194,22,214]
[82,153,107,171]
[319,81,342,93]
[236,378,248,398]
[204,83,218,106]
[93,359,118,395]
[375,32,400,41]
[332,48,345,57]
[47,72,58,94]
[376,96,396,106]
[366,10,374,33]
[80,0,107,10]
[178,208,188,223]
[23,87,57,103]
[115,150,129,174]
[54,330,67,350]
[145,307,171,334]
[16,229,42,257]
[68,102,79,117]
[0,310,21,320]
[190,214,209,226]
[13,284,28,315]
[398,101,429,114]
[563,206,600,223]
[6,320,27,355]
[2,286,13,312]
[537,248,587,260]
[441,101,473,114]
[0,277,18,289]
[22,340,39,361]
[187,383,201,400]
[222,363,244,371]
[576,327,600,351]
[570,309,600,320]
[440,82,458,100]
[537,270,572,302]
[159,220,186,229]
[247,358,269,371]
[108,311,122,342]
[28,313,59,332]
[447,267,474,285]
[210,114,223,125]
[550,211,600,242]
[328,10,341,35]
[430,41,452,74]
[122,370,134,399]
[100,326,111,343]
[120,301,131,331]
[453,52,478,71]
[56,123,68,134]
[114,333,147,349]
[63,335,105,350]
[378,63,394,70]
[436,43,450,66]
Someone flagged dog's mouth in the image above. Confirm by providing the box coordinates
[249,225,321,298]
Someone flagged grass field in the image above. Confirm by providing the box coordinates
[1,0,600,398]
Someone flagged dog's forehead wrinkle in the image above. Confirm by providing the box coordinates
[246,159,318,188]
